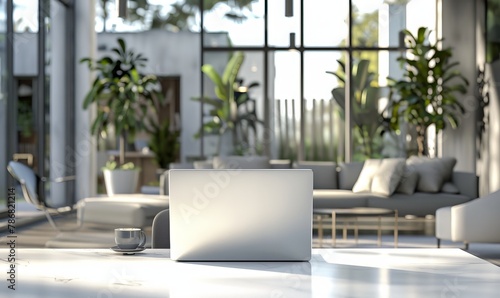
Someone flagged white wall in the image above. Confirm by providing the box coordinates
[75,0,97,200]
[97,31,202,162]
[48,0,67,206]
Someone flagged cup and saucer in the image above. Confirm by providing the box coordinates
[110,246,146,254]
[111,228,147,255]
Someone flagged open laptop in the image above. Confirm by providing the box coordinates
[168,169,312,261]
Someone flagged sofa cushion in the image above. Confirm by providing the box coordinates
[295,161,337,189]
[313,190,371,209]
[193,160,214,169]
[396,168,419,195]
[441,182,460,194]
[269,159,292,169]
[352,159,381,193]
[406,157,457,193]
[213,156,270,169]
[352,158,405,196]
[367,192,471,217]
[338,162,364,190]
[371,158,405,196]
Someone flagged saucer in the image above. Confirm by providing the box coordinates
[111,246,146,255]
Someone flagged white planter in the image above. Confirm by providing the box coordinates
[103,169,140,195]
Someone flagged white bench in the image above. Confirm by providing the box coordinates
[76,194,169,228]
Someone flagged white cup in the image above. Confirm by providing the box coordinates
[114,228,146,249]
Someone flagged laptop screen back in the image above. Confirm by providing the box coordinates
[169,169,312,261]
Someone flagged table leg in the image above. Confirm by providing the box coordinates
[332,211,336,247]
[343,221,347,240]
[318,215,323,247]
[355,218,359,245]
[377,216,382,247]
[394,210,399,248]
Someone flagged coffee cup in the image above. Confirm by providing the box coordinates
[114,228,146,249]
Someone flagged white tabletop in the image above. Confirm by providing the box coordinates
[4,248,500,297]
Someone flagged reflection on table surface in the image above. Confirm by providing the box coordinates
[4,248,500,298]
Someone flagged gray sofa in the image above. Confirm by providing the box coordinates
[296,161,478,217]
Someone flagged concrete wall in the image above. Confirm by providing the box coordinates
[475,0,498,196]
[441,0,478,174]
[480,0,500,195]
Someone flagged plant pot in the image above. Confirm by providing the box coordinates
[218,130,235,156]
[103,169,140,195]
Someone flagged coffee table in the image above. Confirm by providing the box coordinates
[314,207,398,247]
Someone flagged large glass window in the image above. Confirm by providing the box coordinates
[200,0,437,162]
[203,0,264,47]
[304,0,348,47]
[202,50,265,156]
[1,0,73,217]
[0,0,8,214]
[303,51,345,162]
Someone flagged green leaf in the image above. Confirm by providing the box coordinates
[326,71,345,84]
[222,51,244,85]
[331,88,345,110]
[353,59,370,92]
[202,64,227,100]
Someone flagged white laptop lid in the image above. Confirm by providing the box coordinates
[169,169,312,261]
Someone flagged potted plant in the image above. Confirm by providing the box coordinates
[383,27,469,156]
[81,38,163,194]
[195,51,262,156]
[327,59,384,160]
[146,119,180,171]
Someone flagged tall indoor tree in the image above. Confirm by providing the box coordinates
[328,59,384,160]
[383,27,469,156]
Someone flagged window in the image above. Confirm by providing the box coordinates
[199,0,437,162]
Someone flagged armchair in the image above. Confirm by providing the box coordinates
[151,209,170,248]
[7,161,79,231]
[436,190,500,249]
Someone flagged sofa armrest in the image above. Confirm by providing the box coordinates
[451,191,500,242]
[435,207,452,239]
[451,171,478,199]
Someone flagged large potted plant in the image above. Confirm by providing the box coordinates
[327,59,384,160]
[383,27,469,156]
[81,38,163,195]
[195,51,262,156]
[146,119,180,170]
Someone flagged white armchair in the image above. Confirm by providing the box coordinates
[436,190,500,249]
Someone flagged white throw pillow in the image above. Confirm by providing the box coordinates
[352,159,382,193]
[371,158,406,196]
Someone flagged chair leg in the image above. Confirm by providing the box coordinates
[437,238,441,248]
[44,210,83,232]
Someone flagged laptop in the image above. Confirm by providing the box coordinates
[168,169,313,261]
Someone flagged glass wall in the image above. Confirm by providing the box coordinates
[1,0,73,217]
[0,0,7,214]
[201,50,265,156]
[201,0,437,162]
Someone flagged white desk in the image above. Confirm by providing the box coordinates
[3,248,500,297]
